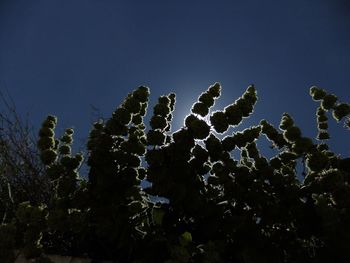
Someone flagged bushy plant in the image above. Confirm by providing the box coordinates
[1,83,350,262]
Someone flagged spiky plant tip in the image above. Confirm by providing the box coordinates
[309,86,326,100]
[246,84,255,93]
[208,82,221,98]
[279,113,294,130]
[42,119,56,129]
[46,115,58,124]
[133,86,150,103]
[65,128,74,135]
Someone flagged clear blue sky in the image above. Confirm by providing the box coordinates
[1,0,350,156]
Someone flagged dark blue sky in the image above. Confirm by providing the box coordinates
[1,0,350,156]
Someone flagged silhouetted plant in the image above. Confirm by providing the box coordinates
[0,91,48,224]
[1,83,350,262]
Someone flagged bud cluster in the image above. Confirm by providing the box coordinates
[147,93,176,145]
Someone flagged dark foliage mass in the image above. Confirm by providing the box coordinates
[1,83,350,262]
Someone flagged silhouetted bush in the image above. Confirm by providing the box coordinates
[0,90,48,222]
[1,83,350,262]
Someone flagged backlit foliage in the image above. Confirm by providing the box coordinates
[1,84,350,262]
